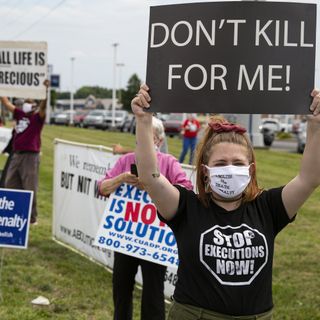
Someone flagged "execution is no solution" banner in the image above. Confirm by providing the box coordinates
[94,183,179,268]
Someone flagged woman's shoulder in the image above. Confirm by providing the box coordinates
[119,152,135,163]
[156,151,173,163]
[254,187,283,201]
[248,186,285,211]
[175,184,198,200]
[157,152,178,162]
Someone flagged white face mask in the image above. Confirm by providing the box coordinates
[205,165,251,199]
[22,103,33,113]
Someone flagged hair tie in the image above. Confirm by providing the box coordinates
[208,121,246,134]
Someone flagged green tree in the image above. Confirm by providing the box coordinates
[50,89,57,109]
[75,86,112,99]
[120,74,141,111]
[56,91,70,99]
[55,86,112,100]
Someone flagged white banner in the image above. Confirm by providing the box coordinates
[94,184,179,268]
[53,139,196,297]
[0,127,12,152]
[0,41,47,99]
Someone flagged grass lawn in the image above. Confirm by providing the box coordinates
[0,124,319,319]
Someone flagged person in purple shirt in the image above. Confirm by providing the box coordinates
[99,116,193,320]
[0,80,49,225]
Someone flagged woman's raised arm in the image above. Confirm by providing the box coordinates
[283,89,320,218]
[132,84,180,220]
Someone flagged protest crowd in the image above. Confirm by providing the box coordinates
[0,1,319,320]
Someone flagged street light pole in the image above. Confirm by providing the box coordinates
[116,62,124,102]
[241,0,264,147]
[45,64,53,124]
[70,57,75,126]
[112,43,119,128]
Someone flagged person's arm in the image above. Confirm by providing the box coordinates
[112,144,134,155]
[0,97,15,113]
[282,89,320,219]
[38,79,50,119]
[167,155,193,190]
[100,172,141,196]
[132,84,180,220]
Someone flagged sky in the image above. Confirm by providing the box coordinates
[0,0,317,92]
[0,0,206,92]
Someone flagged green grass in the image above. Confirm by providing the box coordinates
[276,131,293,140]
[0,124,319,319]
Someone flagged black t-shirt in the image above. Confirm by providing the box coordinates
[158,185,294,316]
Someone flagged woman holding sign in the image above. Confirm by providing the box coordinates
[99,116,192,320]
[131,84,320,319]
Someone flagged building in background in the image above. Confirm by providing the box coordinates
[56,95,122,111]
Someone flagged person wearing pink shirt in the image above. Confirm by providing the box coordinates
[99,116,192,320]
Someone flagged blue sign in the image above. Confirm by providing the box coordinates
[50,74,60,88]
[0,188,33,249]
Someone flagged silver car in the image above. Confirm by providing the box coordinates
[54,111,72,125]
[83,110,109,129]
[104,111,128,130]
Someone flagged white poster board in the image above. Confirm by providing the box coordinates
[52,139,196,297]
[94,184,179,268]
[0,41,47,99]
[0,127,12,152]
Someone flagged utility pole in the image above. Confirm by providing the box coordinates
[45,64,52,124]
[70,57,75,126]
[112,43,119,128]
[117,63,125,102]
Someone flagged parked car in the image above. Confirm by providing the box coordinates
[157,113,170,122]
[83,110,109,129]
[73,110,89,127]
[121,114,136,133]
[163,113,185,137]
[49,111,61,124]
[279,120,293,133]
[259,118,281,133]
[104,110,129,130]
[261,127,275,147]
[54,111,71,125]
[296,122,307,153]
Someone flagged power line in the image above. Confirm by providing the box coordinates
[0,0,23,19]
[0,0,43,31]
[12,0,66,39]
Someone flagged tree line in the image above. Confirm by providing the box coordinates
[52,73,141,112]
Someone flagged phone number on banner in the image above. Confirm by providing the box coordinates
[98,236,179,266]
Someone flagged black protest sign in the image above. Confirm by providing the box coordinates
[146,2,316,114]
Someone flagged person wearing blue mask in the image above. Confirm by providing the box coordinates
[131,83,320,319]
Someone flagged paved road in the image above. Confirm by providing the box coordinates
[270,138,298,153]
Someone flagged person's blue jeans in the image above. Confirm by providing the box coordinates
[179,136,197,164]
